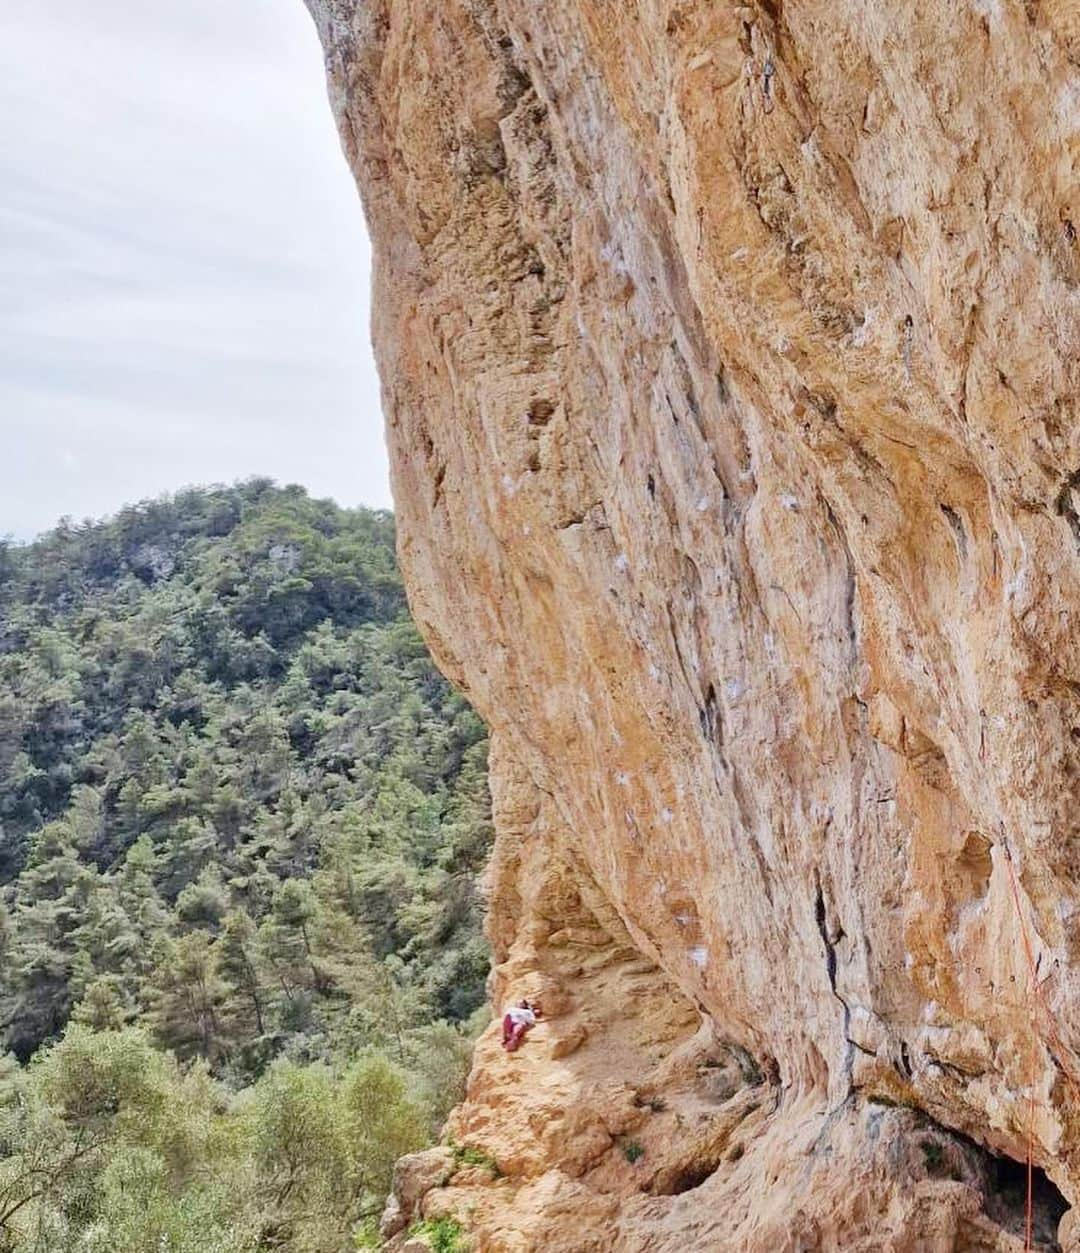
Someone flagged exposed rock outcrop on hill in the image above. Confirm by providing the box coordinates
[305,0,1080,1246]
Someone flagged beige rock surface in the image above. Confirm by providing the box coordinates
[381,1147,455,1238]
[304,0,1080,1247]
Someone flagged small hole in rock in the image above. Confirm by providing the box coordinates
[956,831,992,902]
[527,398,555,426]
[657,1162,717,1195]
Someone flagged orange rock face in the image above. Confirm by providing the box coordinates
[305,0,1080,1246]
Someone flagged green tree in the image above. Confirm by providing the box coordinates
[341,1052,428,1202]
[71,977,130,1032]
[0,483,492,1240]
[147,934,227,1062]
[218,909,266,1040]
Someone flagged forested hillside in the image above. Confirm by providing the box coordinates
[0,481,492,1251]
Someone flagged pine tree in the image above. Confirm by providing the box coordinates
[71,976,129,1031]
[218,909,266,1039]
[175,865,228,931]
[147,933,226,1062]
[261,880,326,996]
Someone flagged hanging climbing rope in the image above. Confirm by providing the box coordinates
[1001,840,1080,1252]
[1003,842,1039,1251]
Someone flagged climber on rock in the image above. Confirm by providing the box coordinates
[501,999,542,1052]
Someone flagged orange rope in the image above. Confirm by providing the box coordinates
[1003,852,1080,1094]
[1025,1038,1036,1252]
[1001,841,1080,1251]
[1003,844,1039,1252]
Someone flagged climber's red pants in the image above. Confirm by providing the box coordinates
[502,1015,529,1051]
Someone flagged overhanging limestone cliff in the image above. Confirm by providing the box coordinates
[305,1,1080,1247]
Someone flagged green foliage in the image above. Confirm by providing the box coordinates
[0,1026,234,1252]
[0,483,491,1068]
[409,1216,468,1253]
[622,1141,645,1164]
[449,1138,501,1177]
[353,1217,383,1249]
[921,1137,945,1175]
[0,484,493,1252]
[0,1027,434,1252]
[233,1052,426,1249]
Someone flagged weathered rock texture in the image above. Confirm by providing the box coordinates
[304,0,1080,1247]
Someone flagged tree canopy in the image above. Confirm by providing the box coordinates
[0,482,491,1250]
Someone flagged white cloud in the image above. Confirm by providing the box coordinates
[0,0,390,541]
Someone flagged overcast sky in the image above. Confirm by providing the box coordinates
[1,0,390,542]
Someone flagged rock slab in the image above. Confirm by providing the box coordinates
[305,0,1080,1246]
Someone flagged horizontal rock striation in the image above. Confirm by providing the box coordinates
[305,0,1080,1246]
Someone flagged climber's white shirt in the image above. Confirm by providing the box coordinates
[505,1005,536,1027]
